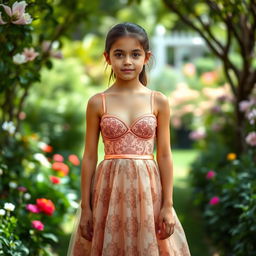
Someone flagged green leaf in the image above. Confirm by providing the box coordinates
[19,76,28,84]
[45,60,53,70]
[42,233,58,243]
[6,42,14,52]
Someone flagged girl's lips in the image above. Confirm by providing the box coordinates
[121,69,135,72]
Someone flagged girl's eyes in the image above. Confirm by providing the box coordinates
[114,53,141,57]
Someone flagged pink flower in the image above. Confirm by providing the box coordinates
[18,111,26,120]
[245,132,256,146]
[17,186,27,192]
[32,220,44,231]
[22,47,39,61]
[183,63,195,77]
[53,154,64,162]
[68,154,80,166]
[201,71,217,85]
[0,1,32,25]
[209,196,220,205]
[26,204,41,213]
[239,100,253,112]
[189,129,206,140]
[211,123,222,132]
[51,51,63,59]
[211,105,221,113]
[246,109,256,125]
[41,40,63,59]
[206,170,216,179]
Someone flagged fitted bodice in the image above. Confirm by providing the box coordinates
[100,91,157,155]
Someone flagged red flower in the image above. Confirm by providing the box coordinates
[36,198,55,216]
[42,144,53,153]
[68,154,80,166]
[52,162,69,176]
[50,175,61,184]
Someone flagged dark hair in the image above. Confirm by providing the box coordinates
[104,22,151,87]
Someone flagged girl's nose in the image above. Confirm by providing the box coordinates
[124,56,132,64]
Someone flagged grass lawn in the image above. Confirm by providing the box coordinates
[172,149,214,256]
[55,148,214,255]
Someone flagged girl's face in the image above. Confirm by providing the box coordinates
[104,36,151,82]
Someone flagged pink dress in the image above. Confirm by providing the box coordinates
[67,91,191,256]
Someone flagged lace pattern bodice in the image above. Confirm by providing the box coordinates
[100,91,157,155]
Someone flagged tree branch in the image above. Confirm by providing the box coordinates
[162,0,238,95]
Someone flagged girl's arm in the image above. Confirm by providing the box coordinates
[80,94,101,210]
[155,91,174,208]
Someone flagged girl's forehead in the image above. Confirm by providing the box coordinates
[110,36,144,51]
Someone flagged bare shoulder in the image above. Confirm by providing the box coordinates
[153,91,170,115]
[86,92,104,117]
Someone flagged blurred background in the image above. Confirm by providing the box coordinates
[0,0,256,255]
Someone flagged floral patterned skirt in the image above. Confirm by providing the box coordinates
[67,159,191,256]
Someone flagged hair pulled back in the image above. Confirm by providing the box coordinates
[104,22,150,86]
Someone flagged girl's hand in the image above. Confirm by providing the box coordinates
[156,206,176,240]
[79,208,94,241]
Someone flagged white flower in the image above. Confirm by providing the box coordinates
[247,108,256,124]
[70,201,79,209]
[22,12,32,24]
[0,168,3,175]
[24,193,31,200]
[28,162,35,169]
[33,153,51,168]
[38,141,47,149]
[0,209,6,216]
[13,53,27,64]
[9,181,18,188]
[67,193,77,200]
[2,121,16,134]
[36,173,44,182]
[4,202,15,211]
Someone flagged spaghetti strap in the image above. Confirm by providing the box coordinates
[101,93,106,114]
[151,91,154,114]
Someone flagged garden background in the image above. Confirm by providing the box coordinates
[0,0,256,255]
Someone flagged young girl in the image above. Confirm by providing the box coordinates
[67,22,191,256]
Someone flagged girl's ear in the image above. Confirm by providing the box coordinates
[144,51,152,65]
[103,51,111,65]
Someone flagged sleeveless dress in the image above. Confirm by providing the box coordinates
[67,91,191,256]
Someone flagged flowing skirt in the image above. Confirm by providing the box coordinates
[67,159,191,256]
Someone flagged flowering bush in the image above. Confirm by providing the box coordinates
[0,131,81,255]
[0,203,29,255]
[190,148,256,255]
[188,86,256,254]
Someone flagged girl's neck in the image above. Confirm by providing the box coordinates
[112,78,145,92]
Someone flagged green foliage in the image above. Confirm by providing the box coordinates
[188,90,256,255]
[0,212,29,255]
[0,129,81,254]
[22,57,100,155]
[190,147,256,256]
